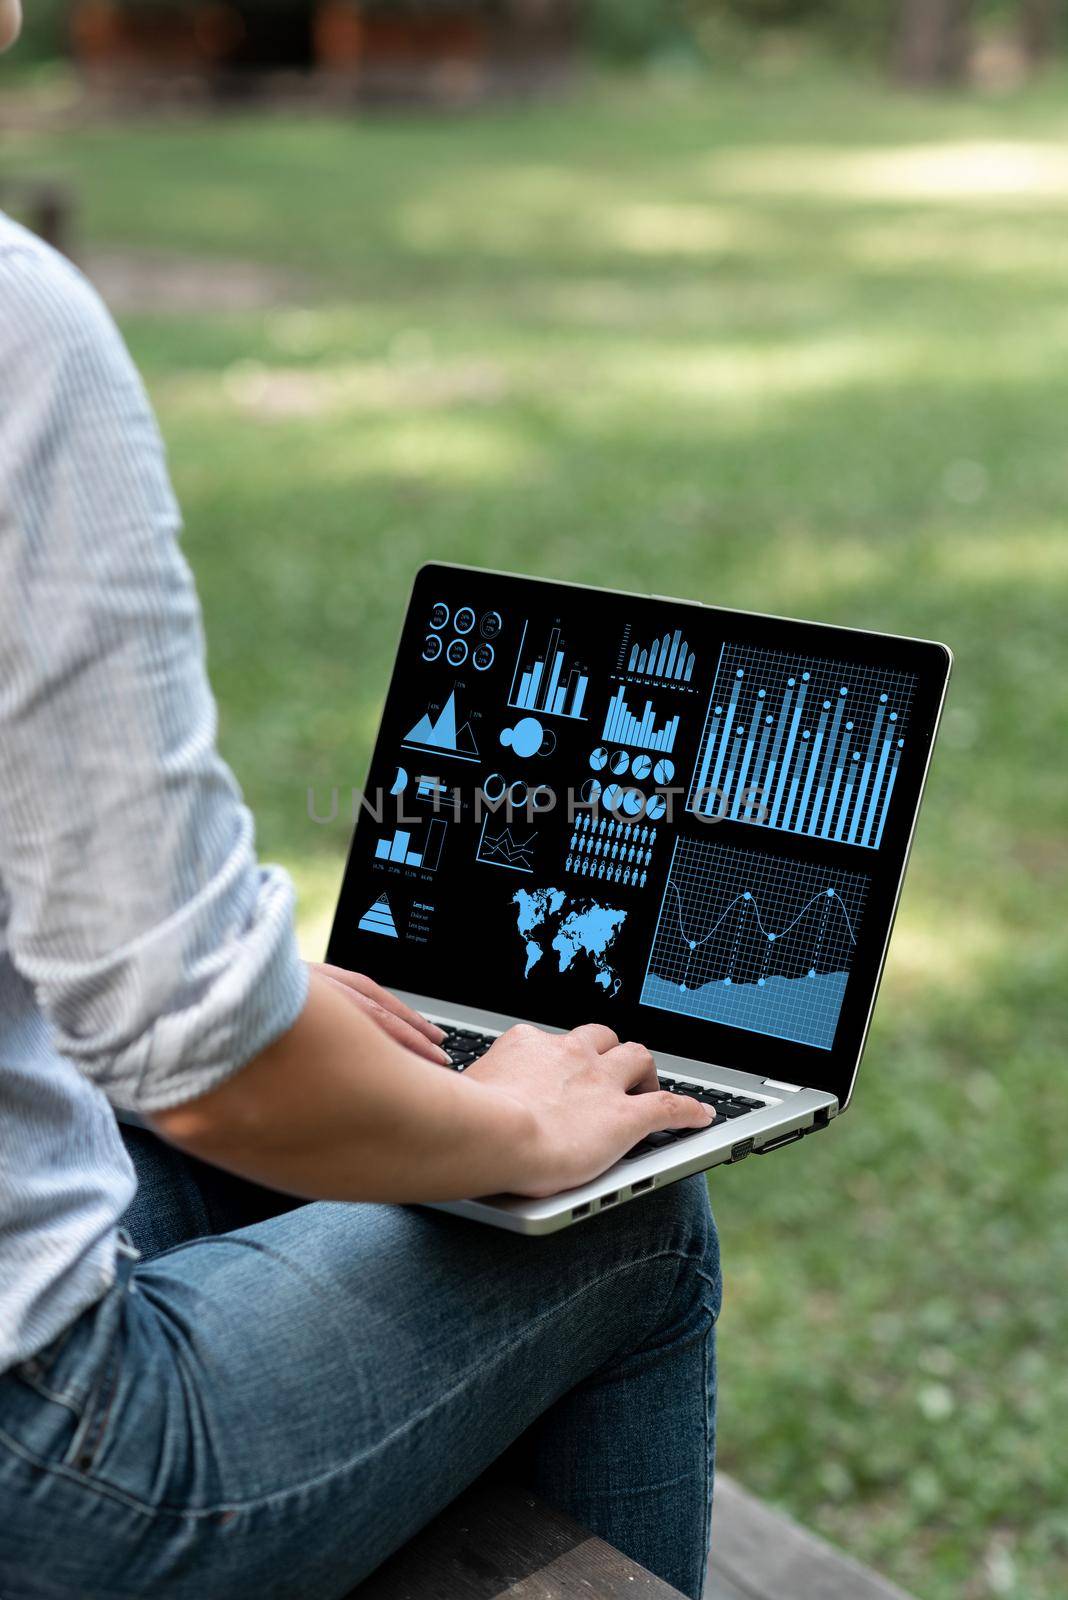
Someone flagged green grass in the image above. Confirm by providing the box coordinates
[7,63,1068,1599]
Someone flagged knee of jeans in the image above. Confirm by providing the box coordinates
[651,1176,721,1309]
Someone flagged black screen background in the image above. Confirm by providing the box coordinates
[327,564,950,1107]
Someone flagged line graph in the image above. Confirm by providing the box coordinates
[640,838,868,1049]
[477,817,537,873]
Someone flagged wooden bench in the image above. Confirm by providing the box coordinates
[353,1475,918,1599]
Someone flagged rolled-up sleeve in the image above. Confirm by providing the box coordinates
[0,236,308,1113]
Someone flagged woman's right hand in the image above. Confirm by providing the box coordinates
[464,1023,714,1198]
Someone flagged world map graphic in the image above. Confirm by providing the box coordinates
[512,889,627,994]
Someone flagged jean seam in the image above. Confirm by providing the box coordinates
[63,1330,122,1475]
[700,1300,714,1573]
[569,1466,704,1501]
[0,1243,707,1524]
[9,1374,82,1419]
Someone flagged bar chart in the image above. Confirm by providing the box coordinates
[686,644,914,849]
[640,837,868,1049]
[508,620,589,721]
[601,686,680,753]
[374,818,447,872]
[620,624,697,683]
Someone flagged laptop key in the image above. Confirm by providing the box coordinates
[623,1131,678,1159]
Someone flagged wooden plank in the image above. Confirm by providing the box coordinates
[353,1484,687,1600]
[708,1474,917,1600]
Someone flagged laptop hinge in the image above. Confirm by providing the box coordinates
[762,1078,804,1093]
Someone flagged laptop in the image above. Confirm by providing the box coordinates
[326,564,951,1233]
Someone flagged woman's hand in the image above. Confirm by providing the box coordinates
[309,964,450,1066]
[464,1023,714,1198]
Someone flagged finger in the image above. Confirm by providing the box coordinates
[635,1090,715,1136]
[600,1039,659,1093]
[315,964,447,1043]
[319,974,451,1065]
[567,1023,620,1056]
[363,1002,452,1066]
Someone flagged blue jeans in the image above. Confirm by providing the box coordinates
[0,1130,721,1600]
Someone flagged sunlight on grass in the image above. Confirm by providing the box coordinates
[846,218,1068,279]
[289,853,347,960]
[599,333,919,406]
[929,529,1068,585]
[711,140,1068,203]
[884,910,1006,999]
[162,367,541,484]
[316,412,542,485]
[602,200,777,256]
[210,356,510,420]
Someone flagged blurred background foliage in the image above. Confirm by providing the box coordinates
[3,5,1067,1600]
[9,0,1065,80]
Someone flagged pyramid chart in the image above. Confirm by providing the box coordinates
[359,893,399,938]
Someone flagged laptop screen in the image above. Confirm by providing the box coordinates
[327,565,950,1107]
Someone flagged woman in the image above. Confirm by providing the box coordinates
[0,5,721,1595]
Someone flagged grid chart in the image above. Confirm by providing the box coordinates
[686,644,916,849]
[640,837,869,1049]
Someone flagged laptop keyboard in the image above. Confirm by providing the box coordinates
[440,1027,497,1070]
[624,1078,765,1161]
[438,1028,766,1159]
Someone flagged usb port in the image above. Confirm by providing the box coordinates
[630,1178,655,1194]
[571,1202,591,1219]
[600,1191,619,1207]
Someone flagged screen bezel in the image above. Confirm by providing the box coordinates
[327,563,951,1110]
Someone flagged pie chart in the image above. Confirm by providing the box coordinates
[653,758,675,784]
[590,747,609,771]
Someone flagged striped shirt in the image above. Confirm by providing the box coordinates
[0,213,308,1370]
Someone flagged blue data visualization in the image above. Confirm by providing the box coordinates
[477,817,537,874]
[640,838,868,1050]
[403,691,480,763]
[512,889,627,995]
[359,893,399,938]
[601,687,679,753]
[619,624,697,684]
[508,621,590,721]
[374,818,447,872]
[686,644,915,849]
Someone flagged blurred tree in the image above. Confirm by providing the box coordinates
[893,0,974,84]
[1019,0,1060,64]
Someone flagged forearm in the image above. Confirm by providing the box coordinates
[149,970,537,1203]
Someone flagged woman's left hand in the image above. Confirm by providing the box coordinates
[307,964,451,1066]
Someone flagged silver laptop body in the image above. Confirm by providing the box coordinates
[327,565,951,1234]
